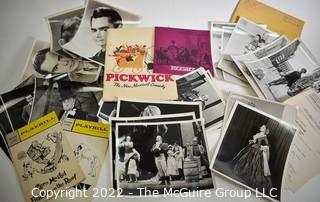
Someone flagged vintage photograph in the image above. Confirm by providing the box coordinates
[224,93,296,127]
[211,102,297,201]
[30,78,102,122]
[97,101,117,121]
[62,0,141,66]
[0,99,13,159]
[115,119,213,195]
[25,40,101,83]
[209,22,236,66]
[0,78,35,131]
[117,99,202,119]
[109,113,196,189]
[223,17,278,58]
[46,6,84,58]
[232,35,289,98]
[176,68,224,128]
[217,26,247,80]
[244,39,320,101]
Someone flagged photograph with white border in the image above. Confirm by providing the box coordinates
[46,6,84,58]
[62,0,141,66]
[115,119,214,196]
[117,99,202,119]
[108,112,196,189]
[232,35,289,98]
[176,67,224,128]
[244,39,320,102]
[211,101,297,201]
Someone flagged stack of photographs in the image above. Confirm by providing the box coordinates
[108,99,215,196]
[211,101,298,201]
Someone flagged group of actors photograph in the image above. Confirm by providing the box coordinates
[114,118,214,195]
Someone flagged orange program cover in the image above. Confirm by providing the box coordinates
[230,0,304,40]
[103,27,178,101]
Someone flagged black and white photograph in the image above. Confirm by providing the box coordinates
[117,99,202,119]
[211,101,297,201]
[223,17,278,58]
[25,40,102,83]
[217,26,247,80]
[97,101,117,121]
[232,35,289,98]
[0,78,35,131]
[176,67,224,128]
[109,113,196,189]
[0,99,13,160]
[30,78,102,122]
[244,39,320,102]
[62,0,141,66]
[0,77,36,160]
[209,21,236,66]
[46,6,84,58]
[224,93,296,127]
[115,119,213,196]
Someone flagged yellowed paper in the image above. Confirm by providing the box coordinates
[230,0,304,40]
[54,117,109,202]
[6,112,85,202]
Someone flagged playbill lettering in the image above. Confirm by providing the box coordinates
[5,112,84,202]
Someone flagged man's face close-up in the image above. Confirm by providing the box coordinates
[91,17,114,48]
[40,52,78,74]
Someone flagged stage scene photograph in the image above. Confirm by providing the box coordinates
[115,120,213,195]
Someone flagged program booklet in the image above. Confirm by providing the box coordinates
[59,116,109,201]
[103,27,178,101]
[6,112,85,202]
[153,27,214,75]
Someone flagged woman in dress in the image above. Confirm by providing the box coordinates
[166,145,178,180]
[233,125,273,192]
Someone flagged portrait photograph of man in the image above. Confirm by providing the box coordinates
[60,0,140,66]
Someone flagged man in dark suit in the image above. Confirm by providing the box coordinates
[90,7,122,64]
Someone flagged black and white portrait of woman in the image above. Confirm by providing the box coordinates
[212,102,297,201]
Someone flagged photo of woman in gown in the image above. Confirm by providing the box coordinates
[232,124,273,192]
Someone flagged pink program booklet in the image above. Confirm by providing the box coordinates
[154,27,214,75]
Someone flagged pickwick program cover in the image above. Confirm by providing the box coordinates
[153,27,214,75]
[5,112,85,202]
[103,27,178,101]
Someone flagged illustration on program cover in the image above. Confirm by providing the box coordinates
[154,27,214,75]
[6,112,84,202]
[59,116,109,202]
[103,28,178,101]
[105,27,154,74]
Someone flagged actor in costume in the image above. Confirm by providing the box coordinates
[151,135,170,185]
[232,125,273,192]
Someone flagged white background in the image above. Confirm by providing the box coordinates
[0,0,320,201]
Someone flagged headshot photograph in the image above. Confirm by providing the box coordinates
[46,6,84,58]
[26,40,101,83]
[62,0,141,66]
